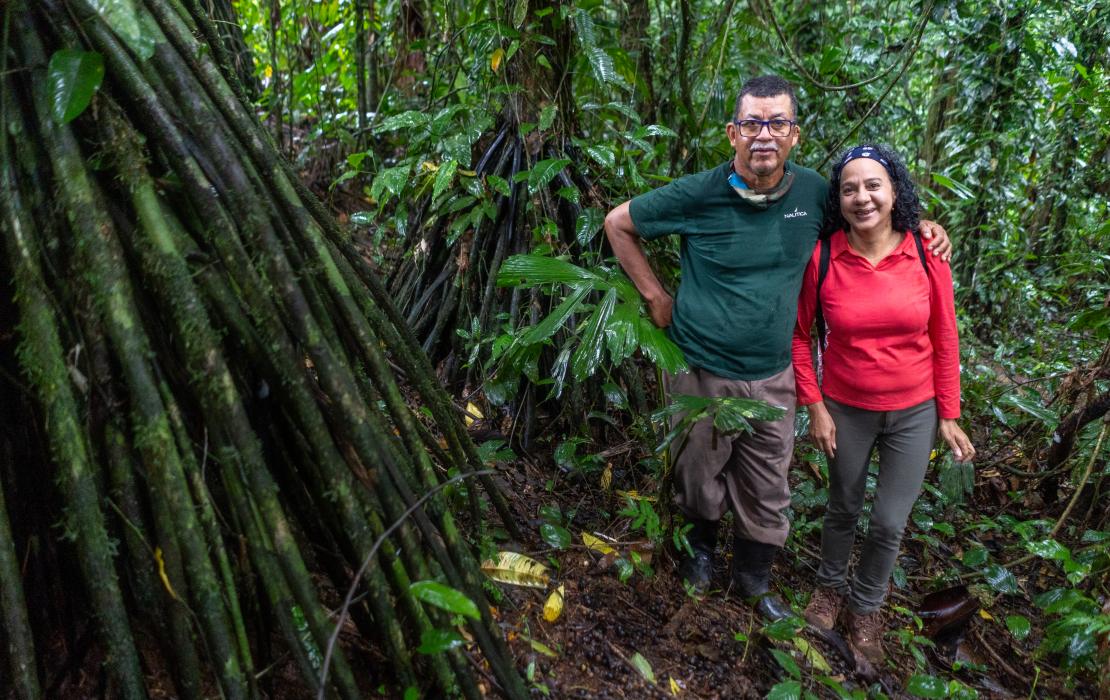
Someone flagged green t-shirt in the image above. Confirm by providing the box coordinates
[629,161,828,380]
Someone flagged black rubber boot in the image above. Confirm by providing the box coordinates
[678,519,718,593]
[731,537,792,621]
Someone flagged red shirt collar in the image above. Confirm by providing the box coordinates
[830,229,917,260]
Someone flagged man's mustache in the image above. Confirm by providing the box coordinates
[750,143,779,152]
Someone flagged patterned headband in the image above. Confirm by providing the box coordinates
[841,145,891,170]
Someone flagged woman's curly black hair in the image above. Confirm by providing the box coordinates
[821,143,921,238]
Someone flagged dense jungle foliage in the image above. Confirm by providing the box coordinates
[1,0,1108,698]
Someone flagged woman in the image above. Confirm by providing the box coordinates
[792,144,975,677]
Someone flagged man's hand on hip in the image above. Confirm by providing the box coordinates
[647,294,674,328]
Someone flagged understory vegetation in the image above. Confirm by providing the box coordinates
[1,0,1107,698]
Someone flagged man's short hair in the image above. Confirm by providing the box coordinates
[734,75,798,120]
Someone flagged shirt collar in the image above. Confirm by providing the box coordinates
[830,229,916,260]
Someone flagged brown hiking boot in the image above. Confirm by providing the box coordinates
[845,608,885,679]
[803,587,843,630]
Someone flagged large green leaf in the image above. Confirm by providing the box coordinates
[603,303,639,365]
[520,286,591,345]
[90,0,155,59]
[634,316,687,373]
[982,563,1019,594]
[906,674,947,698]
[432,159,458,201]
[497,254,603,287]
[575,207,606,247]
[571,287,617,380]
[417,629,464,654]
[409,581,480,620]
[1002,393,1057,426]
[526,158,572,193]
[47,50,105,124]
[370,163,411,203]
[374,110,430,133]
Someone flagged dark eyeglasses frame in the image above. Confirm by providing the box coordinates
[732,119,796,137]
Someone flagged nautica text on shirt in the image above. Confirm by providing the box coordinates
[783,208,808,219]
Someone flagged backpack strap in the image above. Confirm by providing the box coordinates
[815,237,832,351]
[912,230,929,276]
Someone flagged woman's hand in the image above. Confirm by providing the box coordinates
[807,401,837,457]
[919,220,952,261]
[939,419,975,462]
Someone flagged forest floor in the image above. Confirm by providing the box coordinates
[485,448,1076,699]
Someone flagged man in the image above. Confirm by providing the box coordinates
[604,75,949,620]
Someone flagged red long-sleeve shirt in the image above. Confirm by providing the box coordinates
[792,230,961,419]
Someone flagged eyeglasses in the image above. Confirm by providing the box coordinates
[733,119,796,138]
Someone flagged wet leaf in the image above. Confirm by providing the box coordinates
[574,208,606,247]
[409,581,480,620]
[432,159,458,201]
[630,652,655,684]
[497,254,602,287]
[1005,614,1031,640]
[1002,393,1057,426]
[539,523,571,550]
[983,563,1019,594]
[766,680,801,700]
[527,158,572,194]
[906,673,947,698]
[582,144,616,169]
[47,50,105,124]
[571,287,617,380]
[417,628,464,654]
[481,552,550,588]
[543,585,564,622]
[582,532,617,555]
[520,286,590,345]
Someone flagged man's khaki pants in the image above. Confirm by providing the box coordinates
[665,365,795,546]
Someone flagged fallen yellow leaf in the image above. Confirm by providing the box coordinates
[979,609,994,621]
[154,547,180,600]
[600,463,612,490]
[669,676,682,696]
[481,552,550,588]
[543,584,564,622]
[582,532,617,555]
[464,401,483,428]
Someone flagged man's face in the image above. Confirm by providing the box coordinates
[727,94,799,183]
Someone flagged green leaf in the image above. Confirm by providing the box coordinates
[349,211,374,227]
[538,104,556,131]
[47,50,105,124]
[961,546,989,567]
[634,316,687,372]
[409,581,480,620]
[571,288,617,380]
[89,0,155,59]
[583,46,628,89]
[581,144,616,169]
[770,649,800,679]
[907,673,948,698]
[486,174,511,197]
[1025,538,1069,561]
[370,163,411,203]
[417,628,464,654]
[982,564,1019,594]
[766,680,801,700]
[539,523,571,549]
[374,110,430,133]
[629,652,655,684]
[527,158,571,194]
[931,172,974,200]
[511,0,528,28]
[1002,393,1057,426]
[603,303,639,365]
[575,208,606,247]
[520,286,591,345]
[431,159,458,201]
[643,124,678,138]
[497,254,603,287]
[1005,615,1031,640]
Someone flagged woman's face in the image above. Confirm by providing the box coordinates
[839,158,894,235]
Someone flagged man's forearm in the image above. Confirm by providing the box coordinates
[604,201,667,302]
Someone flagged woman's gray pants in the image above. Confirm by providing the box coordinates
[816,397,937,614]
